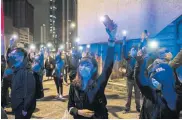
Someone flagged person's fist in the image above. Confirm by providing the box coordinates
[78,109,94,118]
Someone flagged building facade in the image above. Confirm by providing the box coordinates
[41,24,47,44]
[49,0,57,43]
[4,16,33,49]
[3,0,34,35]
[49,0,77,50]
[19,28,33,44]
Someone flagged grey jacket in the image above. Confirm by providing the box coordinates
[169,50,182,69]
[11,57,36,111]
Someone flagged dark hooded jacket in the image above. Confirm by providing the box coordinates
[68,46,114,119]
[169,50,182,113]
[134,56,179,119]
[11,56,36,111]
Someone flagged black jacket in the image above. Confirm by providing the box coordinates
[68,45,114,119]
[11,57,36,111]
[134,56,179,119]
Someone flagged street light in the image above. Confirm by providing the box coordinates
[60,44,64,50]
[79,46,83,51]
[47,43,52,48]
[76,37,80,43]
[122,30,127,36]
[30,44,36,50]
[12,34,18,39]
[86,44,90,48]
[70,22,76,28]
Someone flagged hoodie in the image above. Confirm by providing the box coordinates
[11,56,36,111]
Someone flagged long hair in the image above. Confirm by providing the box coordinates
[72,57,98,89]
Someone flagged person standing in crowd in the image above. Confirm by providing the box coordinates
[122,36,140,113]
[68,49,81,83]
[68,23,116,119]
[8,48,36,119]
[32,49,45,99]
[134,48,179,118]
[169,49,182,114]
[45,53,55,80]
[53,49,65,100]
[1,37,16,109]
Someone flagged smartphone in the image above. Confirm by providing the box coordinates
[102,15,116,31]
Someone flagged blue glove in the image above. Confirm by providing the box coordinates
[22,110,27,116]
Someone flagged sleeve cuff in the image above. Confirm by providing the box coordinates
[108,41,115,47]
[69,107,78,116]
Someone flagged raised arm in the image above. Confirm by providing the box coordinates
[134,56,157,103]
[169,50,182,69]
[122,36,129,60]
[87,25,117,103]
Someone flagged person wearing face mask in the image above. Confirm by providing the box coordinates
[8,48,36,119]
[134,48,179,118]
[53,49,65,100]
[32,51,45,100]
[122,36,141,113]
[68,49,82,83]
[1,37,17,109]
[68,24,116,119]
[169,49,182,114]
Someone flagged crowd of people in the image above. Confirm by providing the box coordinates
[1,19,182,119]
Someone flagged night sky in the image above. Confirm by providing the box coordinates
[28,0,49,43]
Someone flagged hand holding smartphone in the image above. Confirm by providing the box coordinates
[102,15,116,31]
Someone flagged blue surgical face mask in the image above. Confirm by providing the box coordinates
[130,48,137,58]
[8,50,24,68]
[79,61,94,90]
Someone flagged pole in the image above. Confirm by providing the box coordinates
[67,0,70,51]
[1,3,5,55]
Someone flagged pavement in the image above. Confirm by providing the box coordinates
[5,77,140,119]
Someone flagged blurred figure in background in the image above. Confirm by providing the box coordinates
[53,49,65,100]
[32,49,45,100]
[122,36,141,113]
[45,53,55,80]
[67,49,81,83]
